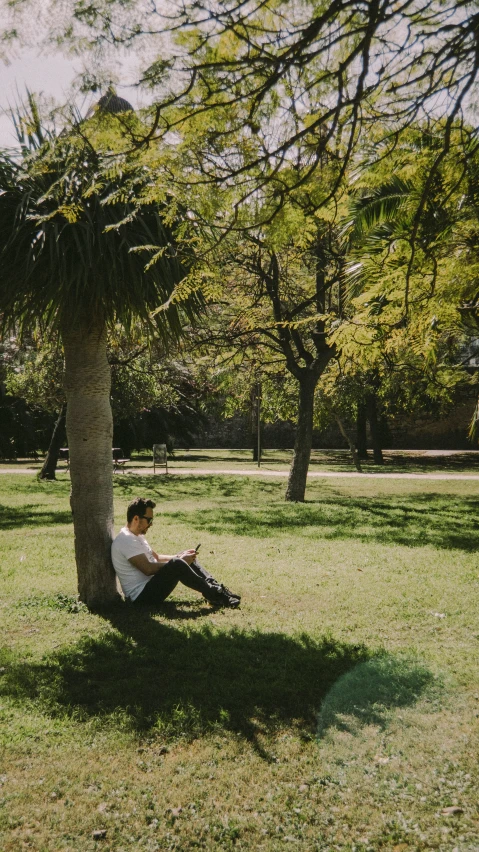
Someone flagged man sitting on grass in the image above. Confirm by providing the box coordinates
[111,496,241,608]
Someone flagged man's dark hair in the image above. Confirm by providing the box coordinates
[127,497,156,523]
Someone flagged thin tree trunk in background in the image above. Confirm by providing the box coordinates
[366,393,384,465]
[286,375,316,502]
[356,402,368,459]
[39,404,66,480]
[62,321,119,609]
[252,425,262,463]
[468,393,479,444]
[333,411,362,472]
[251,384,262,462]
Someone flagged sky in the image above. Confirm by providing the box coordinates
[0,48,79,146]
[0,46,141,147]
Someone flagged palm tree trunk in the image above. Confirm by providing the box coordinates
[39,404,66,480]
[286,374,316,502]
[62,321,119,609]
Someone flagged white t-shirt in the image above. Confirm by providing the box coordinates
[111,526,157,601]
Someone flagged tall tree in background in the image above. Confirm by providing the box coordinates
[0,109,195,608]
[194,203,346,501]
[329,124,479,441]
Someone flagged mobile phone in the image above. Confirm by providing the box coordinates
[195,543,201,552]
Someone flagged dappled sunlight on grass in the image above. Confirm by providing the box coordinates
[112,473,283,502]
[168,492,479,551]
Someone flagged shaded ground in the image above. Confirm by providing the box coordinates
[0,610,436,756]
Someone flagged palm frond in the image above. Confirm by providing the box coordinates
[349,177,416,241]
[0,106,201,343]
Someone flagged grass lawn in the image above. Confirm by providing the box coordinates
[1,472,478,851]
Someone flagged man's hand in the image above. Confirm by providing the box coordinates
[176,549,197,566]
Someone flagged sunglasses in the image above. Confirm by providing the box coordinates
[141,516,153,526]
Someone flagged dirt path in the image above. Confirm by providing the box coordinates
[131,467,479,480]
[1,467,479,481]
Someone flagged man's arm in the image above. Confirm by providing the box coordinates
[129,548,198,576]
[150,549,172,562]
[150,548,197,565]
[128,554,173,576]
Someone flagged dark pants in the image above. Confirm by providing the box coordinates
[133,558,220,606]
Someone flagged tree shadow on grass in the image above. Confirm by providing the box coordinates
[0,606,437,757]
[308,449,479,472]
[0,503,72,529]
[172,453,262,465]
[112,474,281,500]
[169,492,479,551]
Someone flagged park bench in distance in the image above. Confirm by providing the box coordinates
[153,443,168,474]
[112,447,130,473]
[59,447,130,474]
[59,448,69,470]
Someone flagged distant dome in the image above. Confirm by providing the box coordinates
[88,87,134,117]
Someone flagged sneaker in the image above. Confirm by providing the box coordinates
[205,585,241,609]
[219,584,241,602]
[221,593,241,609]
[218,585,241,608]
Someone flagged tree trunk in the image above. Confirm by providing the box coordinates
[366,393,384,465]
[62,321,119,609]
[251,383,262,462]
[39,404,67,480]
[356,402,368,459]
[252,421,263,462]
[252,431,262,462]
[333,411,362,472]
[286,375,316,502]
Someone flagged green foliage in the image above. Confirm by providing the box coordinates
[109,332,176,421]
[316,126,479,432]
[0,103,197,340]
[4,335,64,413]
[0,322,210,457]
[0,333,59,457]
[0,394,55,458]
[107,328,210,453]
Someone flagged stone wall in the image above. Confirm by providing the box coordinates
[191,392,478,450]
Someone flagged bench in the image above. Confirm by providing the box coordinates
[58,448,130,473]
[112,447,130,473]
[153,443,168,474]
[59,448,69,470]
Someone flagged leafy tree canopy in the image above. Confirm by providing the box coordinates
[3,0,478,227]
[0,105,198,339]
